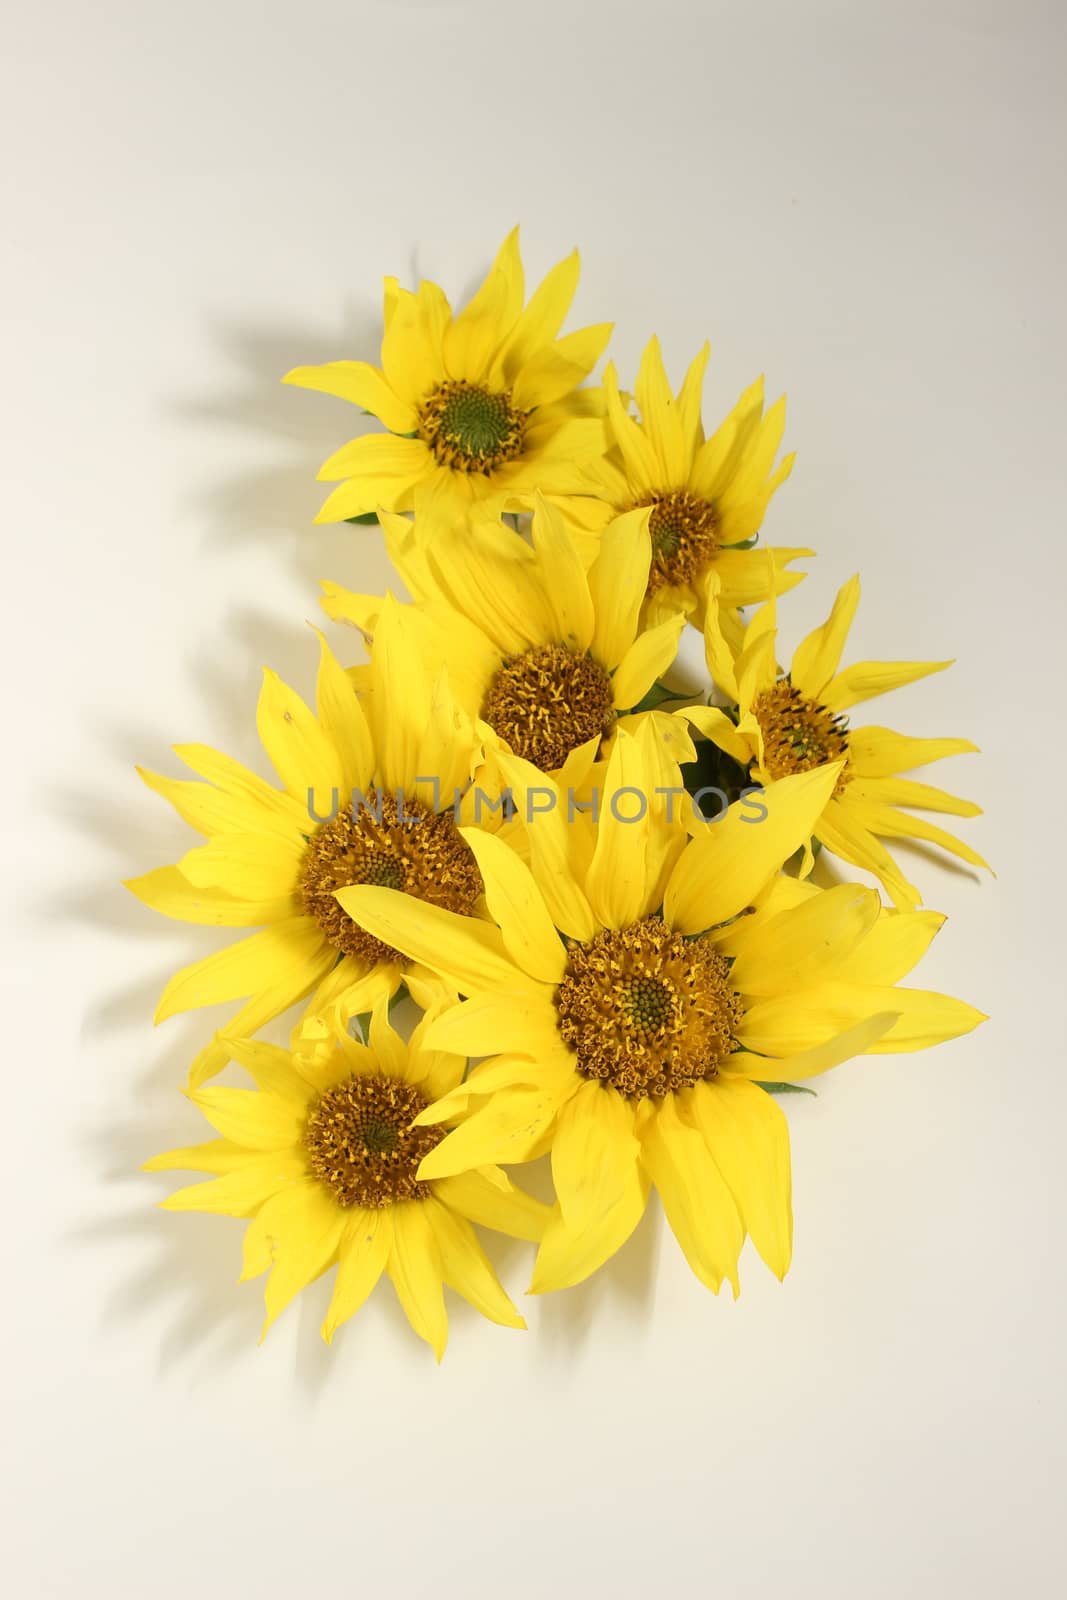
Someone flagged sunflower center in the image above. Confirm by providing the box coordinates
[481,643,617,772]
[555,916,744,1100]
[299,789,484,967]
[419,380,526,474]
[752,680,851,789]
[640,490,720,594]
[304,1074,444,1208]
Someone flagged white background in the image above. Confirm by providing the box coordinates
[3,2,1065,1595]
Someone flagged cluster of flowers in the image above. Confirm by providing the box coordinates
[131,231,988,1357]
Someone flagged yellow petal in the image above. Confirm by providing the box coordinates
[735,1011,901,1079]
[417,1077,578,1181]
[730,883,883,996]
[604,362,661,491]
[822,658,953,713]
[282,360,417,434]
[530,494,595,652]
[335,886,536,997]
[845,775,982,818]
[639,1096,743,1294]
[528,1162,651,1293]
[680,706,754,768]
[790,575,861,700]
[154,917,328,1023]
[458,827,567,983]
[160,1152,305,1217]
[611,612,686,711]
[492,752,599,940]
[587,506,653,671]
[664,764,844,935]
[845,724,980,778]
[143,1138,250,1175]
[178,832,303,901]
[585,728,656,929]
[433,1168,550,1242]
[424,1197,526,1330]
[189,1084,305,1150]
[386,1202,449,1360]
[260,1181,346,1340]
[843,796,990,871]
[125,866,289,928]
[314,630,375,795]
[833,909,945,986]
[424,991,564,1061]
[321,1209,391,1343]
[498,247,579,379]
[256,667,343,812]
[683,1078,792,1279]
[551,1080,640,1234]
[814,797,921,912]
[634,335,688,483]
[173,743,308,839]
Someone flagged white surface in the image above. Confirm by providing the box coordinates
[3,2,1065,1595]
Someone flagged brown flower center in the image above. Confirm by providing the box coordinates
[419,379,526,474]
[637,489,720,594]
[752,680,850,790]
[481,643,617,771]
[299,789,484,966]
[554,916,744,1100]
[304,1074,444,1208]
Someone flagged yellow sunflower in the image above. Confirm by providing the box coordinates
[283,228,612,527]
[685,573,990,910]
[145,1003,548,1357]
[321,494,693,792]
[335,734,984,1296]
[567,334,809,636]
[125,608,487,1087]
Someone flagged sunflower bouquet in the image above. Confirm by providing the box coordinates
[130,230,988,1358]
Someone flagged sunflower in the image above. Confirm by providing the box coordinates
[125,608,487,1087]
[145,1004,548,1357]
[566,334,809,636]
[335,733,984,1296]
[321,494,694,793]
[685,573,990,910]
[283,228,612,527]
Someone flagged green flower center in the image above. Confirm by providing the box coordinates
[419,380,525,473]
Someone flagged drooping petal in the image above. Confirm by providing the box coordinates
[423,1198,526,1329]
[639,1096,743,1294]
[260,1181,347,1340]
[551,1080,641,1234]
[528,1162,651,1293]
[321,1209,392,1343]
[433,1168,550,1242]
[683,1078,793,1279]
[386,1202,449,1360]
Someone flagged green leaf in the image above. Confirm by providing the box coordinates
[681,737,751,816]
[345,511,380,526]
[754,1081,818,1097]
[629,679,693,714]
